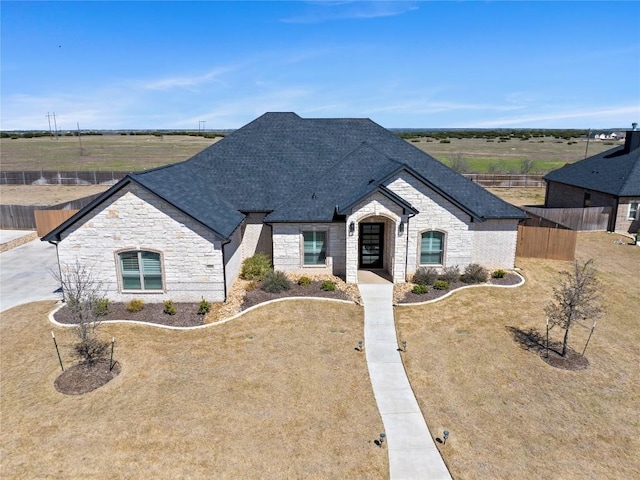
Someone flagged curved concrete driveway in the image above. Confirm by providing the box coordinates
[0,232,61,312]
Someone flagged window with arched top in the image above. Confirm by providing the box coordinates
[420,231,445,265]
[118,250,163,291]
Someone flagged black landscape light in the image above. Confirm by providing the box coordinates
[443,431,449,445]
[51,331,64,372]
[379,433,386,447]
[402,340,407,352]
[358,340,363,351]
[109,337,116,371]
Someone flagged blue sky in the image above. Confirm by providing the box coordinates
[1,1,639,130]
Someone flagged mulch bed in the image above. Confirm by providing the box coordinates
[398,273,522,304]
[54,358,122,395]
[540,347,590,371]
[242,280,352,310]
[54,302,206,328]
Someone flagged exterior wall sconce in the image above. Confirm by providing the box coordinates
[398,220,405,235]
[349,221,355,235]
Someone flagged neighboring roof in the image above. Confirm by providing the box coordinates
[544,134,640,197]
[45,112,526,241]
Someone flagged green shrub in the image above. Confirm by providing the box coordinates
[321,280,336,291]
[241,253,272,280]
[92,297,110,317]
[441,265,460,284]
[411,284,429,295]
[297,276,312,287]
[163,300,177,315]
[198,297,211,315]
[262,271,292,293]
[413,267,438,286]
[462,263,488,284]
[126,299,144,312]
[433,280,450,290]
[492,269,507,279]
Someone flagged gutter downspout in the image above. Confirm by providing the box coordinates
[403,212,416,282]
[48,237,65,302]
[221,237,232,302]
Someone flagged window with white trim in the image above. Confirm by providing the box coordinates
[119,251,163,290]
[420,231,444,265]
[629,202,639,220]
[303,231,326,266]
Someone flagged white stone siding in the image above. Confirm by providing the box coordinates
[57,183,226,303]
[471,219,519,269]
[345,192,405,283]
[241,212,273,259]
[272,223,346,276]
[223,226,243,295]
[386,174,474,278]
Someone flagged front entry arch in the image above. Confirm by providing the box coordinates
[359,222,384,269]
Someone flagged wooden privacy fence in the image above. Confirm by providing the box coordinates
[522,206,611,231]
[34,209,79,237]
[463,174,545,187]
[516,225,577,261]
[0,193,101,230]
[1,170,128,185]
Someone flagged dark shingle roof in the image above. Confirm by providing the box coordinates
[45,112,526,241]
[544,138,640,197]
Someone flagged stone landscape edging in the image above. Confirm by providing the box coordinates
[48,297,357,331]
[394,271,526,307]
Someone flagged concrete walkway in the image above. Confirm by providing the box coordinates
[359,283,451,480]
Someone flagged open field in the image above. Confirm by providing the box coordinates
[396,232,640,479]
[0,300,386,479]
[409,136,617,173]
[0,184,110,206]
[0,185,546,209]
[1,133,618,174]
[485,187,546,206]
[0,134,220,171]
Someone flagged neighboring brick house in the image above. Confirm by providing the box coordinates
[43,113,526,303]
[544,128,640,235]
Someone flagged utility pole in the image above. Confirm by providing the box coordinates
[584,128,591,159]
[77,122,83,156]
[199,120,206,134]
[52,112,59,140]
[45,112,53,139]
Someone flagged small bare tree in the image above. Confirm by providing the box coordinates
[449,153,470,173]
[519,158,535,174]
[51,260,109,366]
[544,259,603,357]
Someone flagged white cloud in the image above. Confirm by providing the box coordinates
[465,105,640,129]
[143,66,238,91]
[281,1,418,24]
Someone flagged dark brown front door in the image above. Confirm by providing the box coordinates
[359,223,384,269]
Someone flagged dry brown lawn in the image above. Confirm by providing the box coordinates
[485,186,545,207]
[396,232,640,479]
[0,184,110,206]
[1,300,387,479]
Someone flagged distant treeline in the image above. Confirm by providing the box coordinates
[394,129,590,141]
[0,131,226,139]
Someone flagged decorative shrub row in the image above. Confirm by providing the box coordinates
[123,298,213,315]
[412,264,494,286]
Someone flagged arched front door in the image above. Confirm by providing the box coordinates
[359,223,384,269]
